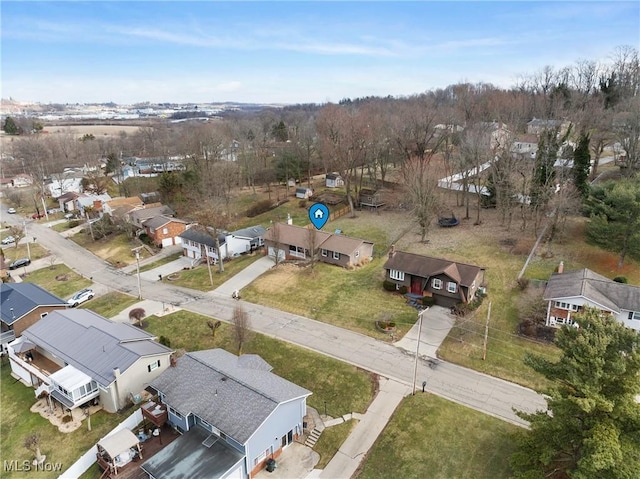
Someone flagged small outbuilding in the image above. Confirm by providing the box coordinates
[325,173,344,188]
[296,187,313,199]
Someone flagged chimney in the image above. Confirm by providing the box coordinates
[558,261,564,274]
[388,244,396,259]
[287,213,292,225]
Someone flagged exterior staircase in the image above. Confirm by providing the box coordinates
[304,428,323,447]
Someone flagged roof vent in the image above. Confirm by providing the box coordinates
[221,376,227,381]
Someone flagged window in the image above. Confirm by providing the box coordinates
[162,227,169,235]
[333,251,340,260]
[432,278,443,290]
[168,406,183,419]
[628,311,640,321]
[321,249,327,257]
[389,270,405,281]
[147,360,161,372]
[555,301,578,311]
[447,282,457,293]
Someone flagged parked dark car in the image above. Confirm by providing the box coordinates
[9,258,31,270]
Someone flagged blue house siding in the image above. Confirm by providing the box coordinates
[246,397,307,472]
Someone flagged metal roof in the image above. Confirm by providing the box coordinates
[22,309,172,387]
[0,283,67,326]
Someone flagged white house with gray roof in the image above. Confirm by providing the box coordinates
[8,309,172,413]
[143,349,311,479]
[543,268,640,330]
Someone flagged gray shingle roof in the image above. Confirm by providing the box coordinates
[142,215,190,229]
[230,225,267,240]
[129,205,174,223]
[321,234,373,255]
[263,223,331,249]
[178,227,227,247]
[1,284,67,326]
[384,251,484,286]
[543,269,640,313]
[21,310,172,386]
[151,349,311,444]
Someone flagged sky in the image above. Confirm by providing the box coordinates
[1,1,639,105]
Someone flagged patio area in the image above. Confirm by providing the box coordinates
[30,396,102,433]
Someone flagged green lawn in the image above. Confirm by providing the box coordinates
[80,291,139,318]
[145,310,376,416]
[162,253,262,291]
[242,259,418,340]
[356,394,519,479]
[71,232,153,268]
[138,252,183,273]
[23,264,92,299]
[3,242,48,262]
[0,361,130,479]
[314,420,358,469]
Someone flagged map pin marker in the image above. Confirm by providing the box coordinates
[309,203,330,230]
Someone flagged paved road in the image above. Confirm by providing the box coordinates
[11,209,547,427]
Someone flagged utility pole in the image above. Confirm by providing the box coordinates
[24,221,31,260]
[483,301,492,361]
[412,309,426,395]
[132,247,143,300]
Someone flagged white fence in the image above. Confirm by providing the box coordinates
[60,408,143,478]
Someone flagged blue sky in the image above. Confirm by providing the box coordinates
[2,1,638,105]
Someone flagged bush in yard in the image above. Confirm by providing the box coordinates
[382,280,396,292]
[246,200,275,217]
[299,199,308,208]
[421,296,435,307]
[516,277,529,290]
[398,285,408,294]
[613,276,628,283]
[159,335,171,348]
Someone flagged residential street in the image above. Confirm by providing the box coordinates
[10,212,548,427]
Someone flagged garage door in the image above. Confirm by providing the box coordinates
[223,464,243,479]
[268,247,285,261]
[161,238,173,247]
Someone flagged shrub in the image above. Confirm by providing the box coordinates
[382,280,396,292]
[398,285,408,294]
[421,296,435,307]
[613,276,628,283]
[159,335,171,348]
[246,199,275,217]
[68,220,81,228]
[298,199,308,208]
[516,277,529,290]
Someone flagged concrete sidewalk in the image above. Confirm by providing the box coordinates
[318,378,410,479]
[394,305,455,359]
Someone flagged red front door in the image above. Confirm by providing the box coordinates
[411,277,422,295]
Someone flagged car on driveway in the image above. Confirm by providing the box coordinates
[1,236,16,245]
[7,208,16,214]
[9,258,31,270]
[68,288,95,307]
[64,213,75,220]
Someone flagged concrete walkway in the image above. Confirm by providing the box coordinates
[210,256,275,297]
[318,378,411,479]
[394,306,455,359]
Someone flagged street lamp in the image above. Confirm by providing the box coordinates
[134,249,142,300]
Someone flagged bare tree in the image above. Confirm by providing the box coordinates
[232,305,252,355]
[306,227,319,273]
[23,433,45,465]
[8,225,25,255]
[128,308,146,328]
[206,320,222,338]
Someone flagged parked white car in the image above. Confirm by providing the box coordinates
[68,288,95,307]
[1,236,15,245]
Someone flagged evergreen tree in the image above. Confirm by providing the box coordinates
[584,177,640,267]
[573,132,591,198]
[2,116,19,135]
[511,308,640,479]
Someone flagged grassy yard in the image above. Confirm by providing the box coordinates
[23,264,92,299]
[0,361,130,479]
[3,242,48,262]
[162,253,262,291]
[242,259,418,340]
[138,252,183,273]
[356,394,519,479]
[71,232,153,267]
[145,310,376,416]
[80,291,139,318]
[313,420,358,469]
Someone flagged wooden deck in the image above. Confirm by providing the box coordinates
[97,424,181,479]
